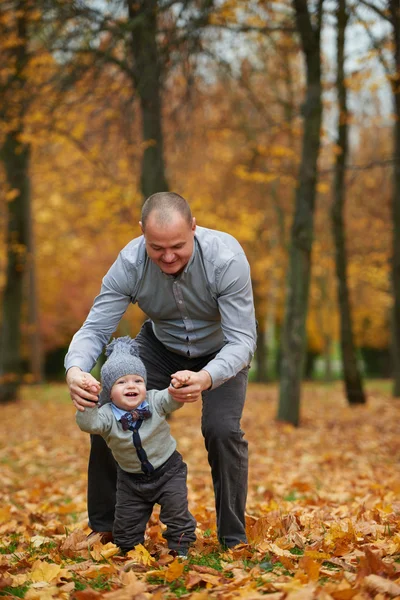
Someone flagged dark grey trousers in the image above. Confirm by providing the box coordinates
[114,451,196,553]
[88,321,249,547]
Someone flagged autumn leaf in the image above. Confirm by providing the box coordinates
[89,541,119,561]
[125,543,155,566]
[164,558,185,582]
[30,559,71,584]
[363,574,400,597]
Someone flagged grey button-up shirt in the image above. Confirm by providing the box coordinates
[65,226,257,389]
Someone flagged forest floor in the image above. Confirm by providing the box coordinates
[0,381,399,599]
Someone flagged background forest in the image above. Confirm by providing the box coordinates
[0,0,399,423]
[2,3,400,599]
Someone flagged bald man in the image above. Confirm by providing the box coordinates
[66,192,257,549]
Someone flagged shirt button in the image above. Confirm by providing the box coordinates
[179,300,183,304]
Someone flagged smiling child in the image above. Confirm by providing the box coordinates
[75,336,196,557]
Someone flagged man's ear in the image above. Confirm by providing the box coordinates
[192,217,196,232]
[139,221,144,234]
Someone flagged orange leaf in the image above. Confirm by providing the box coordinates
[164,558,185,582]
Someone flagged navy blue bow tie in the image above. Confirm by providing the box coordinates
[120,407,152,431]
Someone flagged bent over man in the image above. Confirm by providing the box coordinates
[65,192,257,549]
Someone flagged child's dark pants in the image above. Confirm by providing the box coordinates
[113,450,196,553]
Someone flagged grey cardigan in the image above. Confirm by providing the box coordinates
[76,389,182,473]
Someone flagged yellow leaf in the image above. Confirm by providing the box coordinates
[125,543,155,566]
[0,507,11,524]
[90,541,119,561]
[80,564,116,579]
[304,550,331,560]
[30,560,69,584]
[164,558,185,582]
[10,573,29,587]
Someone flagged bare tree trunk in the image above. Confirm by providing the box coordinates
[0,5,31,402]
[332,0,366,404]
[277,0,323,426]
[27,203,44,383]
[389,0,400,397]
[128,0,169,199]
[255,323,268,382]
[0,135,31,402]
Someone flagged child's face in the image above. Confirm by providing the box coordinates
[110,374,147,411]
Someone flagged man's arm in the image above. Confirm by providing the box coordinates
[204,253,256,388]
[169,254,256,401]
[65,253,134,409]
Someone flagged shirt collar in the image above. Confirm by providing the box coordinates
[111,400,149,421]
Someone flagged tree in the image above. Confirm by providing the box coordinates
[0,2,34,402]
[356,0,400,396]
[277,0,324,425]
[127,0,169,198]
[331,0,366,404]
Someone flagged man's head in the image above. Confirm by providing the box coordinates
[140,192,196,275]
[101,337,147,410]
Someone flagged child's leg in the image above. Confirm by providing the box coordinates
[113,467,153,553]
[157,454,196,554]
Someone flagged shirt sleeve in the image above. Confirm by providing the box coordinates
[76,405,113,435]
[150,389,183,417]
[64,253,133,373]
[203,253,257,389]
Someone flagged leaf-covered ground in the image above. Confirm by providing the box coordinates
[0,382,400,599]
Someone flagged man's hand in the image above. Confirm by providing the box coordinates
[67,366,101,412]
[169,369,212,403]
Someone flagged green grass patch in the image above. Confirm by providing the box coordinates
[0,584,30,598]
[284,491,297,502]
[189,551,223,571]
[322,561,340,570]
[147,575,190,598]
[0,535,20,555]
[89,574,112,591]
[71,575,87,591]
[289,547,304,556]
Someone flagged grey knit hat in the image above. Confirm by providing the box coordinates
[101,336,147,399]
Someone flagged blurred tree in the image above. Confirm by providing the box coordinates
[357,0,400,395]
[0,2,37,402]
[60,0,215,201]
[278,0,324,425]
[127,0,168,197]
[332,0,366,404]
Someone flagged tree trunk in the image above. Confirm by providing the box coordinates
[0,135,31,402]
[389,0,400,397]
[0,4,31,402]
[277,0,323,426]
[128,0,169,199]
[27,201,44,384]
[255,324,268,382]
[331,0,366,404]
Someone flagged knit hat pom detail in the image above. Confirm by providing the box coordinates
[105,336,141,359]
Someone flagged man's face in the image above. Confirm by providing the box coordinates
[141,212,196,275]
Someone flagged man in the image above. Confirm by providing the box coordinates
[66,192,257,549]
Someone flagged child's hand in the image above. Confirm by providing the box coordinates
[81,374,101,394]
[170,370,191,389]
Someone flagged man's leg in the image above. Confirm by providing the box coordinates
[201,366,249,548]
[87,434,117,532]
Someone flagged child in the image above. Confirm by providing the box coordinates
[76,336,196,557]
